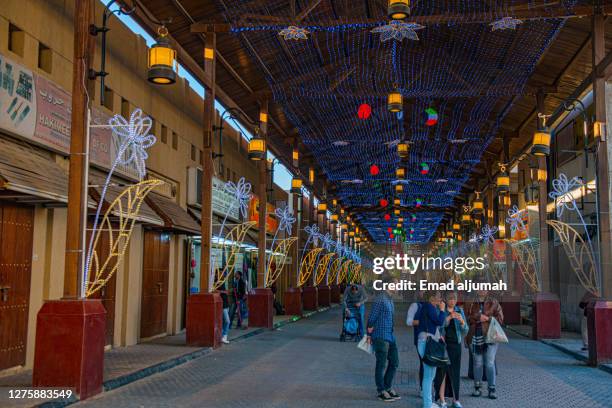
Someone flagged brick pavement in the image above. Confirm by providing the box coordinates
[73,304,612,408]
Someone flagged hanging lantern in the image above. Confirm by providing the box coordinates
[387,90,403,113]
[395,184,403,193]
[380,198,389,208]
[393,198,401,206]
[396,167,406,179]
[317,202,327,214]
[290,177,303,194]
[148,26,178,85]
[248,135,266,161]
[496,165,510,193]
[531,129,551,156]
[472,193,484,213]
[446,230,453,237]
[349,231,355,237]
[394,209,400,216]
[292,148,299,166]
[358,103,372,120]
[388,0,410,20]
[498,224,506,238]
[461,213,471,225]
[398,217,404,223]
[397,141,410,159]
[453,223,460,231]
[331,213,339,224]
[397,223,402,228]
[369,164,380,176]
[308,167,315,185]
[500,194,511,208]
[332,199,338,207]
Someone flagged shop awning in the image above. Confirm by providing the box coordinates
[0,136,68,203]
[146,192,200,235]
[88,171,164,226]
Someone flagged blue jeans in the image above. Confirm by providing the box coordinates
[373,339,399,393]
[418,338,437,408]
[473,343,498,389]
[222,308,230,336]
[229,299,244,328]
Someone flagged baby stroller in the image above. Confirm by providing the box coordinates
[339,306,361,342]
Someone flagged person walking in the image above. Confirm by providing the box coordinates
[466,290,504,399]
[416,290,446,408]
[434,292,468,408]
[343,283,368,337]
[366,286,399,402]
[406,291,424,393]
[220,290,230,344]
[229,271,247,329]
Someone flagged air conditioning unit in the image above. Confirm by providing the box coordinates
[187,166,202,208]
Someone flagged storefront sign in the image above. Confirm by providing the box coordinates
[0,52,138,179]
[212,176,240,220]
[249,194,278,233]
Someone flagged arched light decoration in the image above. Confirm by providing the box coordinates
[472,192,484,213]
[308,167,315,185]
[496,164,510,193]
[387,90,403,113]
[248,134,266,161]
[531,128,551,156]
[395,184,403,193]
[292,148,299,166]
[317,201,328,214]
[290,177,303,194]
[397,141,410,159]
[396,167,406,179]
[148,26,178,85]
[331,214,339,224]
[388,0,410,20]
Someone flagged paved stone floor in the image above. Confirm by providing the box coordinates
[74,304,612,408]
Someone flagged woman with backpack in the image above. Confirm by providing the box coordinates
[416,291,446,408]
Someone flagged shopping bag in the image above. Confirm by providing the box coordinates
[485,317,509,344]
[357,336,373,355]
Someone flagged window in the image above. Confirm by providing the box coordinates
[190,144,196,161]
[121,98,130,118]
[38,42,52,73]
[172,131,178,150]
[160,125,168,144]
[8,24,24,56]
[102,86,114,111]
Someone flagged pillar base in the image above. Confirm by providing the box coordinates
[248,288,274,328]
[284,288,303,316]
[318,285,331,307]
[532,292,560,340]
[186,293,222,348]
[330,284,341,303]
[587,300,612,366]
[501,294,522,325]
[33,299,106,400]
[302,286,319,310]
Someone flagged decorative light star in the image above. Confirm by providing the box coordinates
[275,205,296,235]
[109,108,156,180]
[224,177,252,219]
[279,26,310,40]
[371,21,425,42]
[490,17,523,31]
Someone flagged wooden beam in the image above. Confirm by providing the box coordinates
[296,0,323,22]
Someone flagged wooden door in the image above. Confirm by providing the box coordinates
[0,202,34,370]
[140,230,170,339]
[86,221,116,346]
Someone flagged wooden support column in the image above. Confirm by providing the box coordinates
[291,191,301,287]
[199,32,216,293]
[593,13,612,297]
[536,91,551,292]
[257,101,268,288]
[64,0,95,298]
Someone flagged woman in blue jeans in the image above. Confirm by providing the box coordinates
[416,291,446,408]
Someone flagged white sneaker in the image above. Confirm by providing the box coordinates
[221,335,229,344]
[430,403,442,408]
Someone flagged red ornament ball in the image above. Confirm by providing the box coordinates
[387,227,392,233]
[370,164,380,176]
[380,198,389,207]
[390,234,395,239]
[358,103,372,120]
[384,214,391,221]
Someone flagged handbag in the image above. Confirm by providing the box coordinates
[357,336,373,355]
[485,317,509,344]
[421,305,450,367]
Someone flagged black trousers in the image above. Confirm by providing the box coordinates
[434,341,462,400]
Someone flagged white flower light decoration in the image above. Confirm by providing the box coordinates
[480,224,499,245]
[548,173,583,218]
[275,205,296,235]
[322,233,334,251]
[224,177,252,219]
[506,205,527,236]
[371,21,425,42]
[305,224,321,246]
[109,109,157,180]
[279,26,310,40]
[490,17,523,31]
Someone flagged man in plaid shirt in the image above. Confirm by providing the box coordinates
[367,286,399,402]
